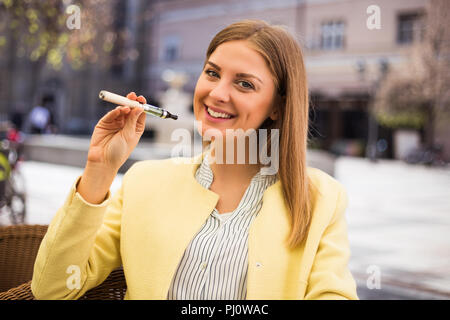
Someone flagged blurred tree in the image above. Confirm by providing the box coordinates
[0,0,122,109]
[373,0,450,149]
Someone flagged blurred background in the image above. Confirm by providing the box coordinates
[0,0,449,300]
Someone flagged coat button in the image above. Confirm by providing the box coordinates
[256,262,262,267]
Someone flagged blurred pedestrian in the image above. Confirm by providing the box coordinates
[27,96,56,134]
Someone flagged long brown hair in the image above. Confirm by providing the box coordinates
[203,19,312,249]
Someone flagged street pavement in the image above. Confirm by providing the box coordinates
[3,139,449,300]
[335,157,450,300]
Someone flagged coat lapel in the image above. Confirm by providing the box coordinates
[246,180,307,299]
[149,153,221,299]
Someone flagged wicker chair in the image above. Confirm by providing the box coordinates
[0,224,127,300]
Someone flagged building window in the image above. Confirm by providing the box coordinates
[397,12,425,44]
[320,21,345,50]
[162,35,180,62]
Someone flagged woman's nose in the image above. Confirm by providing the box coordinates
[209,81,230,103]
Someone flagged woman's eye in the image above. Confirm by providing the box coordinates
[204,70,254,90]
[238,80,254,90]
[205,70,219,78]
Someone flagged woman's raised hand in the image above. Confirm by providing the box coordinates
[77,92,147,204]
[86,92,147,172]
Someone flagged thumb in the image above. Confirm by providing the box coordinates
[136,110,147,134]
[124,107,144,136]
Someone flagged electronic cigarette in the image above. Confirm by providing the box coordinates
[99,90,178,120]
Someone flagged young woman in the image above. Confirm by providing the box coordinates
[31,20,358,300]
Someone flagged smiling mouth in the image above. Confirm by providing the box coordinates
[204,104,236,119]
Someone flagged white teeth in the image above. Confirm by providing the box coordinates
[207,107,232,119]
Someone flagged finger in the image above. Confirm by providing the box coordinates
[126,92,137,100]
[118,106,131,113]
[101,106,121,122]
[136,95,147,104]
[136,109,147,131]
[116,107,132,124]
[105,106,129,123]
[124,107,144,133]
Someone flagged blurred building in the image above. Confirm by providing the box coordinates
[0,0,152,136]
[145,0,449,160]
[1,0,448,160]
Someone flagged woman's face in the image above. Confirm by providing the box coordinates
[193,40,278,139]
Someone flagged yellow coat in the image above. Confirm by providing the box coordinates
[31,151,358,300]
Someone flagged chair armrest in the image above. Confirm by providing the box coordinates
[0,281,34,300]
[0,267,126,300]
[79,267,127,300]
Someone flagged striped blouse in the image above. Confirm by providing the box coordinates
[167,152,278,300]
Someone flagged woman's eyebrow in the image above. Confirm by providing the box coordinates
[236,72,263,84]
[206,61,222,71]
[206,61,263,84]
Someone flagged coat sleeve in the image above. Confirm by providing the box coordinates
[31,174,124,300]
[304,186,359,300]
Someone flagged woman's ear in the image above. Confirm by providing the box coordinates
[269,109,278,121]
[269,95,285,121]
